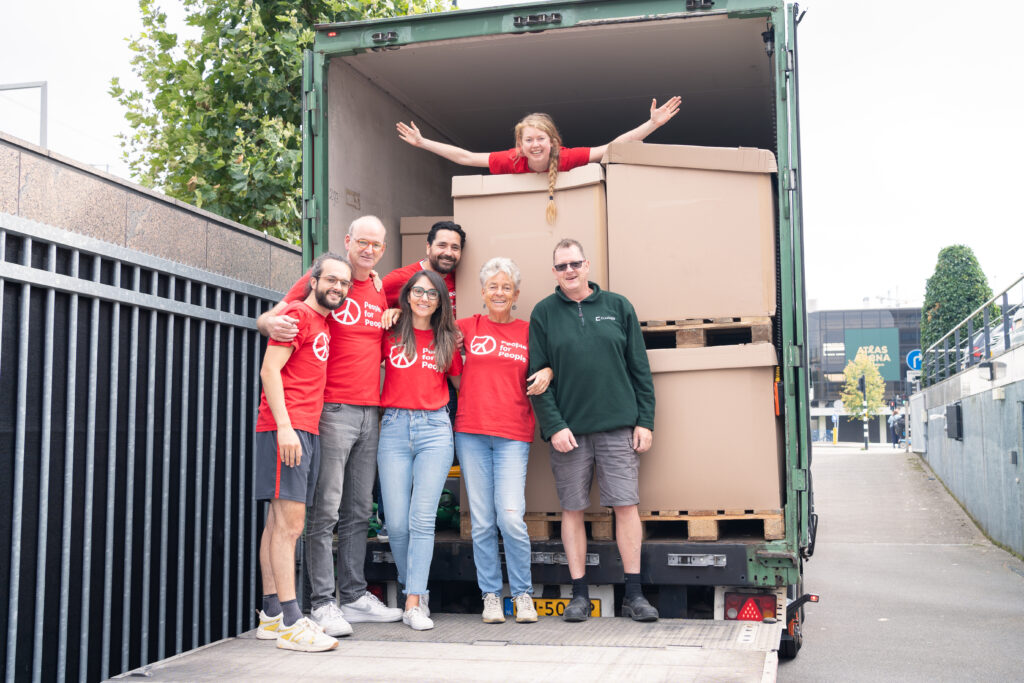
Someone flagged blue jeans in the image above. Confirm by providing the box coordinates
[377,407,454,596]
[455,432,533,596]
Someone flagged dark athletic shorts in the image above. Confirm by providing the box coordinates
[254,430,321,505]
[549,427,640,510]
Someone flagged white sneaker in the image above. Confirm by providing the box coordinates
[310,602,353,637]
[402,605,434,631]
[482,593,505,623]
[256,609,282,639]
[341,591,403,623]
[276,616,339,652]
[514,593,538,623]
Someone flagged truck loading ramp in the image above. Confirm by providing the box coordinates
[110,615,782,682]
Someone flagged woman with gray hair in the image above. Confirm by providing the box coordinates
[454,257,552,624]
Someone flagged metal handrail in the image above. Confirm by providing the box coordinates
[922,273,1024,386]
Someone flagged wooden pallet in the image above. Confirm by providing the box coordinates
[638,509,784,541]
[459,511,614,541]
[641,316,773,349]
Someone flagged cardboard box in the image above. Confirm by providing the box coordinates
[640,344,782,511]
[604,142,777,321]
[399,216,452,264]
[452,164,607,321]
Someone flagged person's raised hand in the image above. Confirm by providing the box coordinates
[650,96,682,127]
[396,121,424,147]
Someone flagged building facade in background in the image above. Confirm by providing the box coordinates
[807,306,921,442]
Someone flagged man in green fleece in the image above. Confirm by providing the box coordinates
[528,238,658,623]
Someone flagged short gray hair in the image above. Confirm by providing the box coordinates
[552,238,585,263]
[347,215,385,237]
[479,257,521,289]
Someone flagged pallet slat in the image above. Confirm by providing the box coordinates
[641,317,773,349]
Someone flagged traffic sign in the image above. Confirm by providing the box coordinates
[906,349,922,371]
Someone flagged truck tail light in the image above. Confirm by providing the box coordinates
[724,593,776,621]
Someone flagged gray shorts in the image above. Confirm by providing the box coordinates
[549,427,639,510]
[254,430,321,505]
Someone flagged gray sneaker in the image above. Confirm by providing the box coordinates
[341,591,402,623]
[514,593,538,623]
[482,593,505,623]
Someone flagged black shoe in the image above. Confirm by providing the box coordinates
[563,594,591,622]
[622,594,659,622]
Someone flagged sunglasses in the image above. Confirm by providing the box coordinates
[553,260,585,272]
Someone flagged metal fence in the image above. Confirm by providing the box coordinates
[922,275,1024,386]
[1,213,281,682]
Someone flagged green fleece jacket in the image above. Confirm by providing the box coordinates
[528,282,655,440]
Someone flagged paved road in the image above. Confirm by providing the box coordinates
[779,443,1024,681]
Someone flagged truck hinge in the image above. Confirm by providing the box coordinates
[788,168,798,194]
[787,344,803,367]
[686,0,715,10]
[792,468,808,491]
[755,550,797,567]
[303,197,318,246]
[303,87,320,136]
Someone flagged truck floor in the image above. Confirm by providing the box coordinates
[111,615,782,682]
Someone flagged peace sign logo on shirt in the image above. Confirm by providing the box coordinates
[469,335,496,356]
[389,344,417,369]
[312,332,330,361]
[332,297,361,326]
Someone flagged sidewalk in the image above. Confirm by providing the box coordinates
[779,444,1024,681]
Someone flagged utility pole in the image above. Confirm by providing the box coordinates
[858,375,868,450]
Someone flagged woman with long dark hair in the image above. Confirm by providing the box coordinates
[377,269,462,631]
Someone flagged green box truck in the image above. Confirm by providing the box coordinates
[302,0,816,664]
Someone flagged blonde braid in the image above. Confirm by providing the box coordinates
[546,146,559,224]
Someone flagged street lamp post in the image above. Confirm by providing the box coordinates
[858,374,868,449]
[0,81,48,148]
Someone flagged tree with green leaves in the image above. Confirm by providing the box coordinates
[920,245,995,353]
[111,0,446,243]
[839,351,884,423]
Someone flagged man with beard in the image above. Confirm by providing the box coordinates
[254,253,351,652]
[257,215,402,638]
[383,221,465,316]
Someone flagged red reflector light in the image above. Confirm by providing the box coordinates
[327,31,337,37]
[725,593,776,621]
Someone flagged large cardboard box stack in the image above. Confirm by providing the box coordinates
[641,345,782,511]
[604,142,777,321]
[452,164,607,321]
[399,216,452,264]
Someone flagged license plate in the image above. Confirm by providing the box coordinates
[503,597,601,618]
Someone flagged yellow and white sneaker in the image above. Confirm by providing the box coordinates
[256,610,283,640]
[276,616,339,652]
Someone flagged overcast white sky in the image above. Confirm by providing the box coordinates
[2,0,1022,309]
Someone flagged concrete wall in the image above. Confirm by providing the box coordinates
[911,345,1024,555]
[0,131,301,293]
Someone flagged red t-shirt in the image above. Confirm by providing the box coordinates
[283,270,386,406]
[381,328,463,410]
[382,261,457,317]
[487,146,592,175]
[256,301,330,434]
[454,315,535,443]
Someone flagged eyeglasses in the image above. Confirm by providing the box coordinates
[410,286,440,301]
[553,260,585,272]
[354,238,385,252]
[317,275,352,288]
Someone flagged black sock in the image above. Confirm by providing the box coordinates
[281,599,302,627]
[571,577,589,600]
[624,573,643,600]
[262,593,281,617]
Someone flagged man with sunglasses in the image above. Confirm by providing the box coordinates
[257,215,403,636]
[382,220,465,316]
[528,238,658,623]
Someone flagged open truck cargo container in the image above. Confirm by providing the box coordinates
[301,0,816,659]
